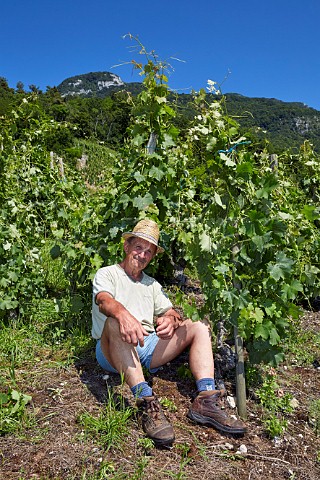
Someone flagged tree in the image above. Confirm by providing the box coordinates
[16,81,25,93]
[0,78,15,115]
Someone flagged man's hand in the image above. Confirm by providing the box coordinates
[118,312,149,347]
[155,315,177,339]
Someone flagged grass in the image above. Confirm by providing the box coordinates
[78,390,134,452]
[0,321,47,374]
[309,399,320,436]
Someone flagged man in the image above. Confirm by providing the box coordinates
[92,219,246,446]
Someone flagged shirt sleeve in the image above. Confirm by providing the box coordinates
[153,281,173,316]
[92,267,115,304]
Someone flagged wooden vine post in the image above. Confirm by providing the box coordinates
[234,325,247,419]
[232,244,247,420]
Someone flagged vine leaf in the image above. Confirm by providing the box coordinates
[132,193,154,210]
[214,192,226,209]
[148,166,165,181]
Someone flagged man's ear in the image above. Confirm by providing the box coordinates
[123,240,130,254]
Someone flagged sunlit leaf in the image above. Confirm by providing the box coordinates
[134,172,145,183]
[213,192,226,209]
[148,166,165,181]
[302,205,319,221]
[132,193,154,210]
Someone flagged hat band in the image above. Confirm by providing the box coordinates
[132,232,159,245]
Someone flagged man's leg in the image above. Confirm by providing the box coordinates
[100,316,148,387]
[99,317,175,445]
[150,319,247,435]
[150,319,214,380]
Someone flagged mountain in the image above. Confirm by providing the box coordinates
[57,71,142,98]
[213,93,320,152]
[56,71,320,152]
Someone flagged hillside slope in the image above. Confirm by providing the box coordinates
[57,71,320,152]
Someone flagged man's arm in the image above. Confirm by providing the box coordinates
[96,291,149,347]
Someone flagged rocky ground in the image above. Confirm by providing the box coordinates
[0,311,319,480]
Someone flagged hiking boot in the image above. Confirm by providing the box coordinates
[136,396,175,446]
[187,390,247,435]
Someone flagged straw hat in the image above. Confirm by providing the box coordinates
[122,219,164,253]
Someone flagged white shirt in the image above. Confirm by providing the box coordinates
[92,264,172,339]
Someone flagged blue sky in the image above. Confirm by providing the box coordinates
[2,0,320,110]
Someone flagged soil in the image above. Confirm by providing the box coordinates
[1,311,320,480]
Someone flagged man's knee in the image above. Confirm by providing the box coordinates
[102,317,119,337]
[186,318,212,338]
[101,317,122,351]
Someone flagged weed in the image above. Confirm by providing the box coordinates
[263,412,288,438]
[137,436,155,454]
[308,399,320,436]
[0,388,33,435]
[97,460,116,477]
[175,421,208,461]
[78,390,134,452]
[0,321,47,369]
[285,319,320,366]
[130,456,150,480]
[41,240,69,294]
[23,297,61,334]
[176,442,191,457]
[177,363,193,380]
[245,363,263,389]
[160,396,177,412]
[165,442,192,479]
[255,367,293,438]
[256,368,293,414]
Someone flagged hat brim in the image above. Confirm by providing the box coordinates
[122,232,164,254]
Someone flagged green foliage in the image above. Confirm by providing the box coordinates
[309,399,320,436]
[0,321,46,371]
[284,317,320,366]
[0,77,15,116]
[159,397,178,412]
[75,138,119,186]
[256,369,293,414]
[41,240,69,294]
[164,442,192,480]
[137,436,155,453]
[262,413,288,439]
[178,91,320,363]
[58,37,320,364]
[219,93,320,153]
[0,388,33,435]
[177,364,193,380]
[0,95,92,328]
[255,367,294,438]
[78,392,134,452]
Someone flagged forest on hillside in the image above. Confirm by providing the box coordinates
[2,73,320,154]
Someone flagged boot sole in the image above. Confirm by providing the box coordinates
[149,435,175,447]
[187,409,247,435]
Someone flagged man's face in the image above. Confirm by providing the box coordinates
[123,237,157,271]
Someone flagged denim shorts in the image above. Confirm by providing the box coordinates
[96,331,160,374]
